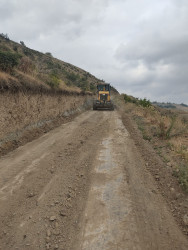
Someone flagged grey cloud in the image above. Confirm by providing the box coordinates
[0,0,109,41]
[112,0,188,103]
[115,37,188,66]
[0,0,188,104]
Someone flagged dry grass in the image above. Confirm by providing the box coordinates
[130,104,187,139]
[122,99,188,192]
[0,70,89,96]
[169,137,188,161]
[59,80,81,93]
[0,36,100,94]
[16,70,49,89]
[0,71,18,83]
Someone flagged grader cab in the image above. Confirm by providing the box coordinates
[93,84,114,110]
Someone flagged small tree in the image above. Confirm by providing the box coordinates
[0,33,9,40]
[0,51,21,72]
[139,98,152,108]
[124,94,132,103]
[20,41,26,46]
[45,52,53,57]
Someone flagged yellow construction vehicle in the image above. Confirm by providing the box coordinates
[93,84,114,110]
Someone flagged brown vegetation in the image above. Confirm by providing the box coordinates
[0,35,107,94]
[120,94,188,193]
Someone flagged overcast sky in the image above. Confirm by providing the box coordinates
[1,0,188,103]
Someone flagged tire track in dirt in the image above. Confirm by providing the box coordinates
[0,110,187,249]
[76,114,140,250]
[0,111,110,249]
[73,111,188,250]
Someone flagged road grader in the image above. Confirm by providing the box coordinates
[93,84,114,110]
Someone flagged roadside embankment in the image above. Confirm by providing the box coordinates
[0,88,93,156]
[115,94,188,236]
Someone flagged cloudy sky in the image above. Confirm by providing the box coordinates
[1,0,188,103]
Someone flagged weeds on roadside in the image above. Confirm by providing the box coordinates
[170,139,188,161]
[158,116,176,139]
[123,94,151,108]
[177,146,188,161]
[134,116,152,141]
[173,164,188,193]
[179,164,188,192]
[143,134,152,141]
[122,92,188,193]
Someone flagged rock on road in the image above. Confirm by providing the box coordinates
[0,110,187,250]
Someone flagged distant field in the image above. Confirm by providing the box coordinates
[153,102,188,114]
[175,104,188,113]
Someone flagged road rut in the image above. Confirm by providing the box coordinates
[0,110,187,249]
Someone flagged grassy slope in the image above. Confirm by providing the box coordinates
[0,35,114,94]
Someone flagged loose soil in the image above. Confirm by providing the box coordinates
[0,110,187,249]
[121,110,188,235]
[0,109,85,157]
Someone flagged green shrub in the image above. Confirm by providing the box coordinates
[139,98,151,107]
[66,72,79,82]
[123,95,152,108]
[165,116,176,139]
[20,41,26,46]
[23,48,32,57]
[46,59,54,69]
[47,73,60,88]
[13,46,18,52]
[90,82,96,91]
[0,51,21,72]
[123,94,139,104]
[0,33,9,40]
[65,72,90,91]
[77,78,89,91]
[45,52,53,57]
[124,94,132,103]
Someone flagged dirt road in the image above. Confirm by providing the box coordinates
[0,110,187,249]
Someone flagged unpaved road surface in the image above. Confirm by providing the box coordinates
[0,110,187,250]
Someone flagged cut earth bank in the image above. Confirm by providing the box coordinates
[0,90,93,156]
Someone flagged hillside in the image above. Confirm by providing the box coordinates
[0,34,110,93]
[153,102,188,112]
